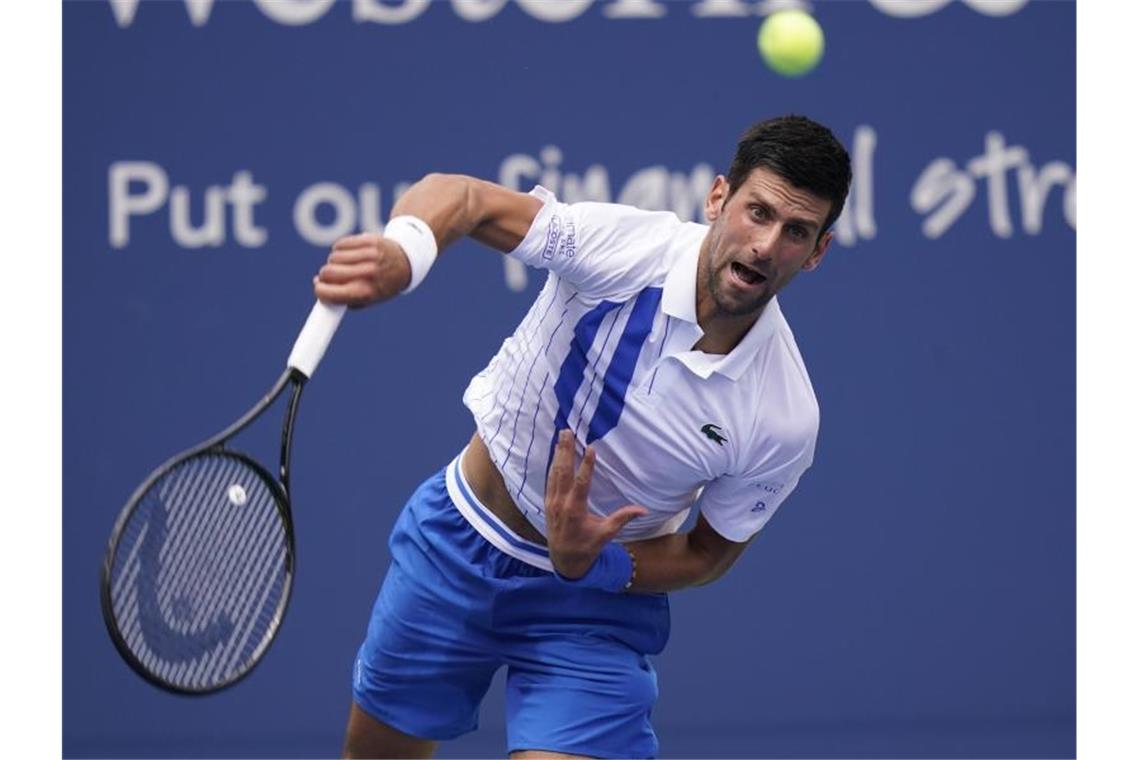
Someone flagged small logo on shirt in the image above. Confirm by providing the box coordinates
[752,500,767,512]
[561,217,577,259]
[541,214,563,260]
[541,213,577,261]
[700,423,727,446]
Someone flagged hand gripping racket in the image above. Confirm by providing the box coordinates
[100,301,345,694]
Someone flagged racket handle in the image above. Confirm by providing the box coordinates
[287,301,346,378]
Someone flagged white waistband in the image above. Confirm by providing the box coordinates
[445,450,554,572]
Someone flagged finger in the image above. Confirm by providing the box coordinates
[317,261,379,285]
[554,430,574,496]
[328,247,381,265]
[548,430,573,501]
[313,278,374,308]
[601,505,649,537]
[545,431,565,503]
[571,445,596,498]
[332,232,381,250]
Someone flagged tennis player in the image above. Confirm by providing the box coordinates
[316,115,851,759]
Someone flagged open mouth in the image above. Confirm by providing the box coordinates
[730,261,766,287]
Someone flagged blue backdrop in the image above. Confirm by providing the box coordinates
[63,1,1075,757]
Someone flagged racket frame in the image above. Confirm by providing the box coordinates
[100,367,308,695]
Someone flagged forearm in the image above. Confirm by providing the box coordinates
[313,173,538,308]
[391,173,538,254]
[543,434,750,595]
[389,173,481,252]
[623,529,745,594]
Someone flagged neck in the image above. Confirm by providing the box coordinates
[694,302,764,355]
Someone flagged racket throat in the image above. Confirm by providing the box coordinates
[278,374,306,494]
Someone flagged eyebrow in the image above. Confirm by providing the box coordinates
[747,197,823,232]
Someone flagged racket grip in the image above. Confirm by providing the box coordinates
[287,301,346,378]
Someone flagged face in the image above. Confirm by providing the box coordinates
[699,167,834,319]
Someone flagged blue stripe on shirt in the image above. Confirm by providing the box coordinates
[587,287,662,443]
[546,299,623,472]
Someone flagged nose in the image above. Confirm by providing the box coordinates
[750,224,781,259]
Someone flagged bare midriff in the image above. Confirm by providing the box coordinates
[460,432,549,546]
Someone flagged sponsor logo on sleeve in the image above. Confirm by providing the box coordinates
[542,213,563,260]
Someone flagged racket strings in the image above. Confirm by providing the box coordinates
[107,452,290,692]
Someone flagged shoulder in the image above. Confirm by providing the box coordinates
[739,312,820,463]
[511,185,695,299]
[770,317,819,422]
[550,192,688,263]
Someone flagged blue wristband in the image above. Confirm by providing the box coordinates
[554,542,634,593]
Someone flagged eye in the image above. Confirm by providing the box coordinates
[750,205,769,222]
[787,225,808,240]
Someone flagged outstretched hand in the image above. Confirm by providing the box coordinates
[544,430,647,579]
[313,233,412,308]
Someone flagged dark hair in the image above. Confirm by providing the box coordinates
[726,115,852,235]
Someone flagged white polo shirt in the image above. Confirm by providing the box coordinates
[462,186,819,545]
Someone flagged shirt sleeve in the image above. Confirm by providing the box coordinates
[697,426,818,543]
[507,185,681,299]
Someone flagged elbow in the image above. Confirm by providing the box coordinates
[685,531,747,587]
[695,558,733,588]
[683,548,732,588]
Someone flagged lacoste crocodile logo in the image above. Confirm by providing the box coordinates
[700,423,727,446]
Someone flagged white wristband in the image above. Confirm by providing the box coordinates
[383,215,438,293]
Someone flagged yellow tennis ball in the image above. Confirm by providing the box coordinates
[758,10,825,77]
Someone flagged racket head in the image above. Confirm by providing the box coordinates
[101,448,295,695]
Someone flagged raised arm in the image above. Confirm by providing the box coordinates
[313,173,541,307]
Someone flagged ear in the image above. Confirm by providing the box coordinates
[704,175,730,223]
[802,230,833,272]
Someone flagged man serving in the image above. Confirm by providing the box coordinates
[315,115,852,759]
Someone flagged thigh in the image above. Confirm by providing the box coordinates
[493,566,671,759]
[342,702,436,759]
[351,471,503,740]
[352,560,500,740]
[504,634,661,759]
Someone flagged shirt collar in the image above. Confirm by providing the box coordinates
[711,296,782,381]
[660,234,783,382]
[661,236,701,325]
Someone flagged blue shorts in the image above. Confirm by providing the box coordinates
[352,452,671,758]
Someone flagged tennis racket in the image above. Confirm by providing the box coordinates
[100,300,345,695]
